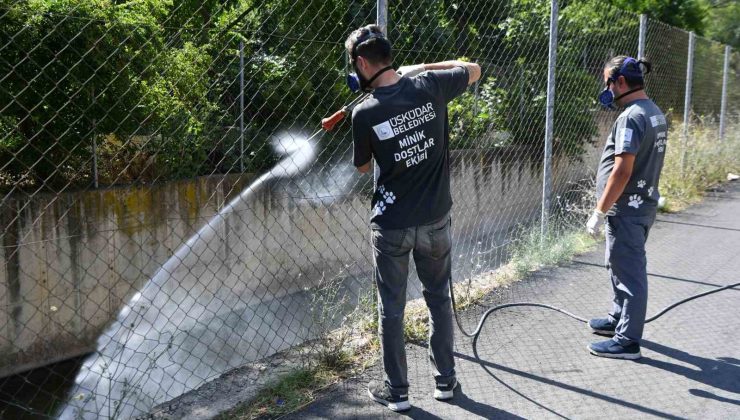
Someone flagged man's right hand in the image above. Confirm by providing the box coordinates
[586,210,606,237]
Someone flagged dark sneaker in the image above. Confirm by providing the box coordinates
[434,378,458,400]
[588,317,618,336]
[367,380,410,412]
[588,339,641,360]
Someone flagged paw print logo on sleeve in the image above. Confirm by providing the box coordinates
[374,201,386,216]
[648,186,654,197]
[378,185,386,195]
[637,180,646,189]
[383,190,396,204]
[628,194,643,209]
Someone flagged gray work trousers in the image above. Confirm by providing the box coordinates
[605,212,656,345]
[371,213,456,393]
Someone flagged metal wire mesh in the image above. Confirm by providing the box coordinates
[554,2,641,207]
[693,35,727,121]
[644,19,691,120]
[0,0,737,418]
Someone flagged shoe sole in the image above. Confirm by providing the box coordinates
[367,390,411,411]
[587,344,642,360]
[587,322,616,336]
[434,389,454,400]
[434,380,458,400]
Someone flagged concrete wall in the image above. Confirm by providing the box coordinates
[0,147,596,379]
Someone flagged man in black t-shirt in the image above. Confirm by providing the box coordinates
[345,24,481,412]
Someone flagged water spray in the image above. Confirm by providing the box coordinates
[58,90,375,419]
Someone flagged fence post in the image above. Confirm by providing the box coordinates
[239,39,245,173]
[719,45,730,141]
[681,31,695,174]
[377,0,388,36]
[375,0,388,187]
[541,0,558,237]
[638,14,647,59]
[473,80,479,115]
[91,86,99,188]
[92,119,98,189]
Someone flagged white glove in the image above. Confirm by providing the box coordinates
[586,210,606,237]
[397,64,426,78]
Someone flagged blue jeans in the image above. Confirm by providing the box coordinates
[371,213,456,392]
[605,212,656,345]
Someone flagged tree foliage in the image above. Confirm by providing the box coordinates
[0,0,733,191]
[701,0,740,48]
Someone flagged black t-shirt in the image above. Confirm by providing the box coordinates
[352,66,469,229]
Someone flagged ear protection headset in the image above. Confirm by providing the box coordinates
[347,29,394,93]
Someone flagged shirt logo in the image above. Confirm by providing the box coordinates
[372,121,394,141]
[650,115,666,127]
[618,127,633,149]
[372,103,437,142]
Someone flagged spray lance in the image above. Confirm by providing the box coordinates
[317,63,376,134]
[304,80,370,141]
[295,93,369,146]
[320,92,371,132]
[295,91,369,148]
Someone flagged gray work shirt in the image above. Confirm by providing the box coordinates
[596,98,668,216]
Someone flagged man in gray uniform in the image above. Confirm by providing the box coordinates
[586,56,667,360]
[345,24,480,411]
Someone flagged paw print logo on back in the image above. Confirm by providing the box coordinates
[374,201,386,216]
[383,190,396,204]
[648,186,654,196]
[628,194,643,209]
[637,180,646,189]
[375,185,396,215]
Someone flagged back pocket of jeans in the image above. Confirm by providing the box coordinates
[372,228,408,255]
[428,217,451,259]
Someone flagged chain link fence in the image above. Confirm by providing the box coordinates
[0,0,738,418]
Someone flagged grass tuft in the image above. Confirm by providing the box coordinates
[221,362,341,420]
[660,118,740,212]
[510,226,596,277]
